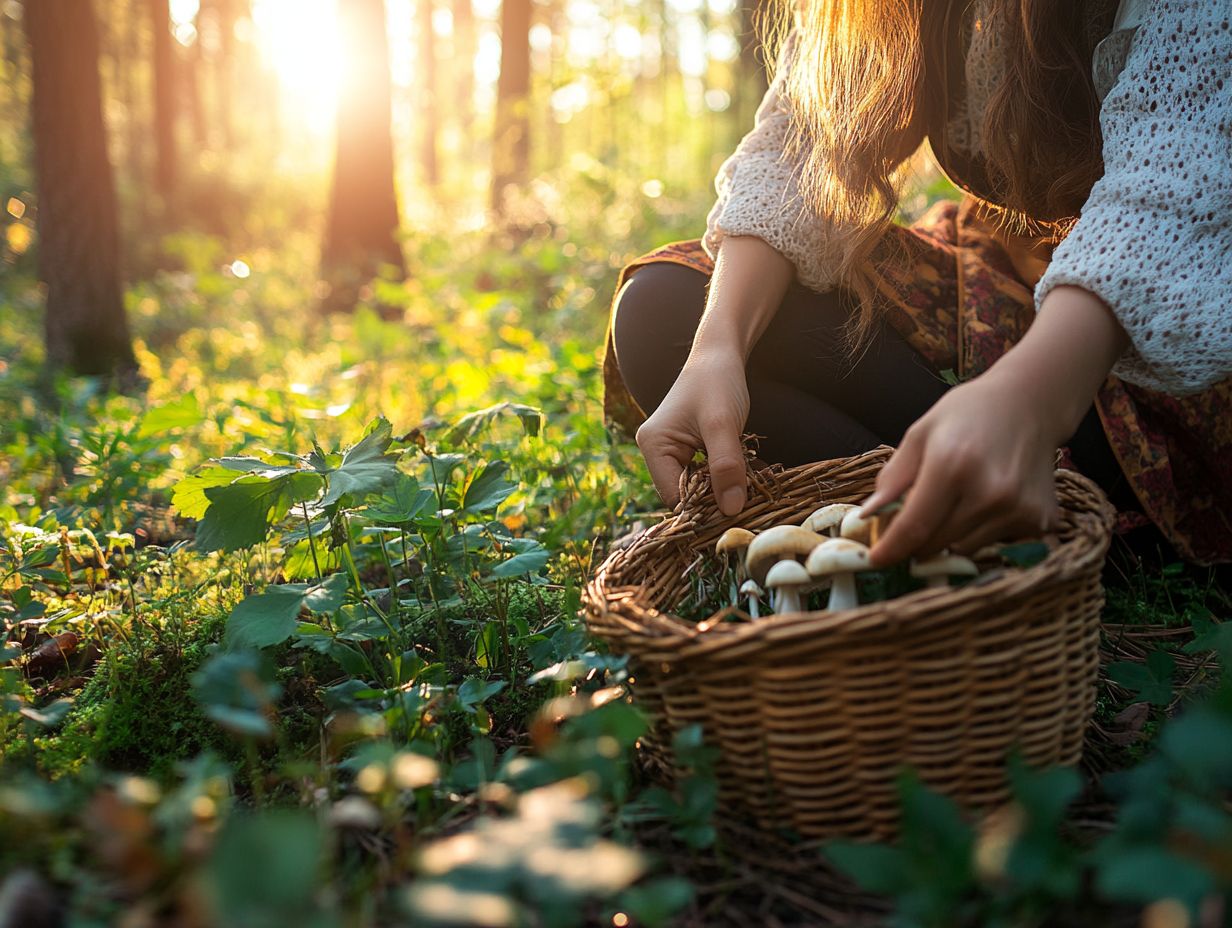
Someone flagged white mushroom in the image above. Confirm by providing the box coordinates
[739,579,765,619]
[745,525,827,585]
[765,560,811,614]
[802,504,858,537]
[839,508,876,546]
[910,553,978,589]
[805,538,872,610]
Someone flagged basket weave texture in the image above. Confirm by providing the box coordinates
[584,448,1115,840]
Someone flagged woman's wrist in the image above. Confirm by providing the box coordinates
[690,235,795,363]
[984,285,1129,444]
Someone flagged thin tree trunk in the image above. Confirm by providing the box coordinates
[150,0,178,213]
[452,0,475,130]
[319,0,406,310]
[490,0,531,216]
[417,0,439,187]
[25,0,136,378]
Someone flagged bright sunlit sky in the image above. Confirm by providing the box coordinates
[169,0,741,140]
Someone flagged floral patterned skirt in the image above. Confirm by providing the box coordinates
[603,198,1232,564]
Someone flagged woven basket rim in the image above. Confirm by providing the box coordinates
[586,448,1115,658]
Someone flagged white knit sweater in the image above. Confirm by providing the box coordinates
[704,0,1232,395]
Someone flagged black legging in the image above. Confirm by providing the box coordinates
[611,261,1139,512]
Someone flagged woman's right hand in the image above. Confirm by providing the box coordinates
[635,348,750,515]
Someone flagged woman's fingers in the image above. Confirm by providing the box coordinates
[861,426,924,517]
[635,424,689,509]
[869,441,962,566]
[700,418,748,515]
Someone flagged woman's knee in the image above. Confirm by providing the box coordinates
[611,262,709,409]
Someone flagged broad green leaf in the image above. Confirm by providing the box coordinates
[824,841,911,895]
[489,546,549,578]
[461,461,516,513]
[138,394,202,437]
[19,697,73,729]
[227,574,348,648]
[319,417,400,506]
[217,456,305,478]
[1095,846,1212,906]
[457,677,506,711]
[366,473,433,524]
[171,466,238,520]
[446,402,543,442]
[1107,650,1175,706]
[1183,612,1232,658]
[191,650,282,738]
[196,472,323,552]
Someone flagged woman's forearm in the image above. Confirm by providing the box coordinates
[986,284,1131,444]
[690,235,795,363]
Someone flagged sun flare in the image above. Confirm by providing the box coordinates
[251,0,345,127]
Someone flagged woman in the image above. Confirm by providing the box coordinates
[606,0,1232,565]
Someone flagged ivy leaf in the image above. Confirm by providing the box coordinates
[226,574,349,649]
[1095,846,1213,907]
[1107,650,1175,706]
[319,417,400,507]
[461,460,516,513]
[196,472,324,552]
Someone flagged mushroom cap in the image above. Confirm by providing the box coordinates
[739,579,764,598]
[910,553,978,579]
[715,527,756,556]
[802,503,858,535]
[745,525,826,583]
[765,559,811,589]
[806,538,872,577]
[839,509,875,545]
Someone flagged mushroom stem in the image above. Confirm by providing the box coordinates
[826,574,859,610]
[775,588,803,614]
[926,576,948,590]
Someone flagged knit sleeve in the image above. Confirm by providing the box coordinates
[1034,0,1232,395]
[702,31,844,292]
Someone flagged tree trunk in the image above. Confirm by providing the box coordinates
[417,0,439,187]
[737,0,769,129]
[25,0,135,378]
[452,0,475,130]
[319,0,406,310]
[150,0,178,213]
[490,0,531,216]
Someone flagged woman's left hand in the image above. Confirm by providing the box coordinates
[862,369,1064,566]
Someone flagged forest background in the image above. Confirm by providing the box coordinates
[1,1,1230,926]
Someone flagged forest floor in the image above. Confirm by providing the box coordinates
[1,175,1229,927]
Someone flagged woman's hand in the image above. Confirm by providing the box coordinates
[865,284,1130,566]
[636,349,750,514]
[635,235,796,515]
[862,370,1063,565]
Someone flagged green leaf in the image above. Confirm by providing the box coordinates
[938,368,962,386]
[461,461,516,513]
[1183,612,1232,658]
[365,473,433,524]
[209,812,330,926]
[446,402,543,442]
[138,394,202,437]
[226,574,348,649]
[171,466,240,520]
[457,677,506,712]
[1107,650,1175,706]
[489,545,549,578]
[319,418,400,507]
[1095,846,1212,907]
[191,650,282,738]
[824,841,911,895]
[196,472,323,552]
[999,541,1049,568]
[19,697,73,729]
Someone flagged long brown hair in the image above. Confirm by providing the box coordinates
[773,0,1114,339]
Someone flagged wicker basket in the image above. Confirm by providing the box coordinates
[584,447,1115,841]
